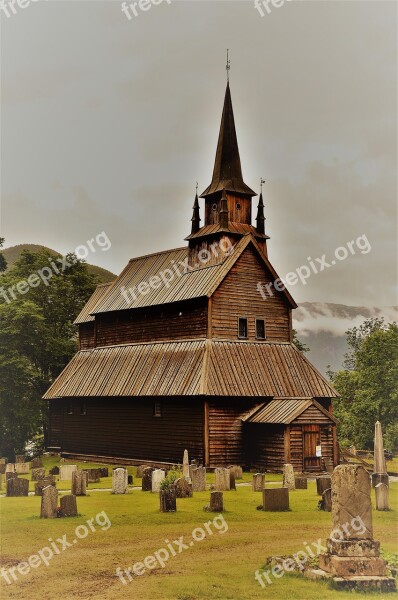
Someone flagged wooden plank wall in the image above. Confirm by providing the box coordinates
[207,399,259,466]
[79,323,95,350]
[243,423,286,471]
[95,299,207,347]
[48,399,63,448]
[54,397,204,464]
[211,246,291,341]
[289,426,303,471]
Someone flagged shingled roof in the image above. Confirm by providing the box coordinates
[43,339,338,400]
[74,282,114,325]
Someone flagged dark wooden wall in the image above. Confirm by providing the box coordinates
[49,397,204,464]
[207,399,260,466]
[211,245,291,341]
[47,399,63,448]
[79,323,95,350]
[244,423,286,472]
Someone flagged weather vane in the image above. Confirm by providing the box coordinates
[260,178,266,193]
[195,181,198,195]
[226,49,230,82]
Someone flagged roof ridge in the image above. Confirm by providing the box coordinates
[127,246,187,263]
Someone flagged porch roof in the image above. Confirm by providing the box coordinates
[242,398,338,425]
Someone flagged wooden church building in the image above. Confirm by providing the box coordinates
[44,80,339,472]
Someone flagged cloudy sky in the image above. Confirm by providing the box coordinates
[2,0,396,308]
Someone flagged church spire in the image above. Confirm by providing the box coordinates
[190,185,201,234]
[256,178,266,234]
[200,82,256,198]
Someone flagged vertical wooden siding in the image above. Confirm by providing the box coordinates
[79,323,96,350]
[243,423,286,472]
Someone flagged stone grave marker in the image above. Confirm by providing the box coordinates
[49,466,60,475]
[6,477,29,497]
[262,488,290,511]
[174,477,193,498]
[72,470,87,496]
[112,468,128,494]
[60,494,78,517]
[191,467,206,492]
[40,485,58,518]
[31,457,43,469]
[5,463,15,474]
[372,421,389,488]
[99,467,109,478]
[295,476,308,489]
[128,475,133,485]
[321,488,332,512]
[32,468,46,481]
[0,464,6,475]
[229,472,236,491]
[136,465,150,478]
[35,477,56,496]
[316,476,332,496]
[152,469,165,493]
[375,482,389,511]
[15,455,25,463]
[214,468,230,491]
[6,472,17,481]
[228,465,243,479]
[160,487,177,512]
[83,468,101,483]
[15,462,30,475]
[318,464,395,591]
[59,465,77,481]
[282,464,295,490]
[183,449,190,479]
[204,491,223,512]
[141,467,155,491]
[252,473,265,492]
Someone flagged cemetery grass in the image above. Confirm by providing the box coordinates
[1,467,397,600]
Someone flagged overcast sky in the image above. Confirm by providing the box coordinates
[1,0,396,308]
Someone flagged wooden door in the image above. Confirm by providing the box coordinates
[303,425,321,471]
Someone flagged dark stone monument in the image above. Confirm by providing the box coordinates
[60,494,78,517]
[320,487,332,512]
[128,475,133,485]
[174,477,193,498]
[316,476,332,496]
[159,487,177,512]
[6,472,17,481]
[6,477,29,497]
[71,470,87,496]
[295,476,308,489]
[49,466,60,475]
[31,457,43,469]
[262,488,289,511]
[142,467,155,491]
[83,468,100,483]
[204,491,224,512]
[229,472,236,491]
[99,467,109,478]
[136,465,150,478]
[31,468,46,481]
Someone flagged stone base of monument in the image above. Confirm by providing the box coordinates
[371,473,389,488]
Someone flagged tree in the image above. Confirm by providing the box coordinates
[292,329,310,353]
[0,237,7,273]
[330,318,398,449]
[0,249,98,458]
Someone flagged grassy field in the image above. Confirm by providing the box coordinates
[0,458,397,600]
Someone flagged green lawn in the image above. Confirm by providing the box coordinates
[0,457,397,600]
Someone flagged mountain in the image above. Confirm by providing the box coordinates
[2,244,115,284]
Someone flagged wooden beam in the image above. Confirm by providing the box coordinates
[284,426,291,463]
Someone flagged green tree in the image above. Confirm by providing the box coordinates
[293,329,310,353]
[0,249,98,458]
[0,237,7,272]
[331,319,398,449]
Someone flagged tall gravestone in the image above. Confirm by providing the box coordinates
[372,421,389,488]
[214,468,230,491]
[141,467,155,491]
[112,468,128,494]
[182,449,190,479]
[375,482,389,511]
[318,465,395,591]
[41,485,58,518]
[151,469,165,493]
[252,473,265,492]
[316,476,332,496]
[191,467,206,492]
[60,494,78,517]
[72,470,87,496]
[282,464,295,490]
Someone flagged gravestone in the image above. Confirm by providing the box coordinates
[316,476,332,496]
[59,465,77,481]
[112,468,128,494]
[32,468,46,481]
[318,464,395,591]
[0,458,6,464]
[372,421,389,488]
[323,457,334,474]
[6,477,29,497]
[262,488,290,511]
[321,488,332,512]
[15,462,29,475]
[83,468,100,483]
[60,494,78,517]
[282,464,295,490]
[375,482,389,511]
[128,475,133,485]
[252,473,265,492]
[141,467,155,491]
[214,468,230,491]
[295,476,308,489]
[228,465,243,479]
[71,470,87,496]
[160,487,177,512]
[40,485,58,518]
[5,463,15,474]
[183,449,190,479]
[34,478,56,496]
[0,464,6,475]
[229,472,236,491]
[191,467,206,492]
[151,469,165,493]
[15,455,25,463]
[136,465,150,478]
[99,467,109,478]
[174,477,193,498]
[49,466,60,475]
[6,472,17,481]
[31,457,43,469]
[204,491,223,512]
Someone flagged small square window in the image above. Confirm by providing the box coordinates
[153,402,162,417]
[67,404,73,415]
[256,319,266,340]
[80,402,87,415]
[238,317,248,339]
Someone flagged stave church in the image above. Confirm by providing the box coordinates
[44,77,339,472]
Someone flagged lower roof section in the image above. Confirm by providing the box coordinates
[43,339,338,400]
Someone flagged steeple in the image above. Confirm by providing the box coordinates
[190,188,201,235]
[200,82,256,198]
[256,184,266,235]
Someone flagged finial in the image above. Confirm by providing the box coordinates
[226,49,230,82]
[260,178,265,193]
[195,181,198,195]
